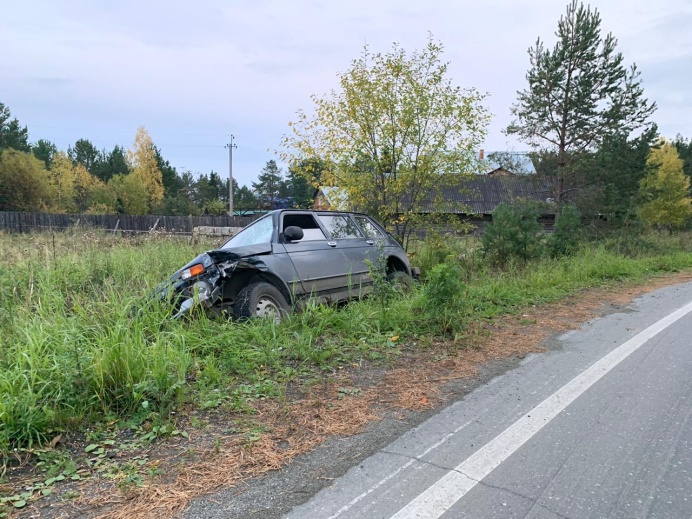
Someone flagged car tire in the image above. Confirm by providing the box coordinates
[387,270,413,293]
[234,281,290,322]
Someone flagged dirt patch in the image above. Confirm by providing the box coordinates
[6,272,692,518]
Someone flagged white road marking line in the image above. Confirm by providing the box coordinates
[324,420,475,519]
[390,299,692,519]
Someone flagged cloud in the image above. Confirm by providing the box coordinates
[1,0,690,186]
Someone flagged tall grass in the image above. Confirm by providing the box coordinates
[0,232,201,454]
[2,228,692,465]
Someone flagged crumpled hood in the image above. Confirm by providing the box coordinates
[205,243,273,264]
[172,243,272,278]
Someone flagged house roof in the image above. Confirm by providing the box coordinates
[421,175,555,214]
[314,175,555,215]
[316,186,349,210]
[482,151,536,175]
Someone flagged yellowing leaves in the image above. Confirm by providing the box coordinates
[108,172,149,215]
[128,126,164,210]
[639,140,691,229]
[280,35,489,242]
[0,149,53,211]
[48,151,104,212]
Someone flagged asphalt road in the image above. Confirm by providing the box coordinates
[185,281,692,519]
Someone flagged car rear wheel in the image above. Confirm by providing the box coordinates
[234,281,290,322]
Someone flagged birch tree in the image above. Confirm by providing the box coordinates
[128,127,164,211]
[282,36,489,241]
[639,141,691,231]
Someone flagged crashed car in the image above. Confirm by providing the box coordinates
[151,209,419,320]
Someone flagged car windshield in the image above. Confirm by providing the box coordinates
[221,215,274,248]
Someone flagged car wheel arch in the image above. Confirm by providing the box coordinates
[219,267,293,307]
[251,272,294,306]
[386,256,409,275]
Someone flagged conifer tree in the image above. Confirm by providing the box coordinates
[507,1,656,204]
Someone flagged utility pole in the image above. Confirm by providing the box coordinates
[225,136,237,215]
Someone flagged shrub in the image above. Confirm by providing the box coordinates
[417,232,459,274]
[550,204,582,257]
[482,203,544,264]
[420,262,466,333]
[607,232,656,258]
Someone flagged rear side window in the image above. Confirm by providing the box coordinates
[354,216,384,238]
[317,215,363,239]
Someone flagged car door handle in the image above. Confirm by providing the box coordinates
[365,239,374,245]
[327,241,337,247]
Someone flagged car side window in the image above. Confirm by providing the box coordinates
[282,214,326,241]
[354,216,384,238]
[317,215,364,239]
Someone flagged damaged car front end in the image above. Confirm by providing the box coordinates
[155,252,224,319]
[153,242,281,320]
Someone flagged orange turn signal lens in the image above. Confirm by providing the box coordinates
[181,263,206,280]
[188,264,205,277]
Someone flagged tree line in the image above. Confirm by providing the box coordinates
[282,1,692,239]
[3,0,692,231]
[0,108,315,215]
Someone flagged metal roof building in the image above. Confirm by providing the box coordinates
[418,175,555,214]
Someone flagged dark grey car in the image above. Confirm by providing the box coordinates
[152,210,418,320]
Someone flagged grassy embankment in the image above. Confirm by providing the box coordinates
[2,228,692,468]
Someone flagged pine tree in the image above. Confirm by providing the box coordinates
[32,139,58,169]
[507,0,655,204]
[0,102,30,153]
[68,139,99,174]
[253,160,283,209]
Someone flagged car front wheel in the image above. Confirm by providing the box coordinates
[234,281,290,322]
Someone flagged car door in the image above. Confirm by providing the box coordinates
[279,213,349,301]
[315,213,375,298]
[352,215,386,244]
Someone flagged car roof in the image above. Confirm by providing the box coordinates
[275,209,372,217]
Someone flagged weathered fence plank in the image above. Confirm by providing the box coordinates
[0,211,260,234]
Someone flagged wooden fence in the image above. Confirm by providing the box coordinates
[0,211,260,235]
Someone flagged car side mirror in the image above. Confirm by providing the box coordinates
[284,226,304,242]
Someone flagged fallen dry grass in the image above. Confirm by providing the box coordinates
[16,272,692,518]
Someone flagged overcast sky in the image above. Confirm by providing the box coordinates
[3,0,691,187]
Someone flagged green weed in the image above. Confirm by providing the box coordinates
[1,227,692,472]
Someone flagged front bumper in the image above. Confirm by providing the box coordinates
[171,279,222,319]
[151,262,227,319]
